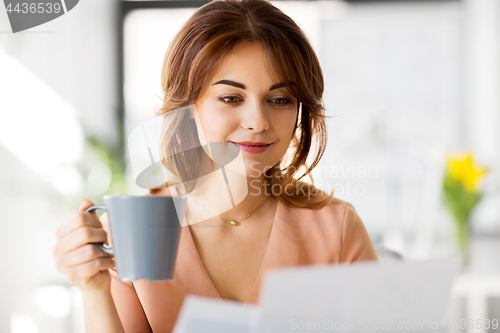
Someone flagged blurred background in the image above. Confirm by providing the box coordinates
[0,0,499,332]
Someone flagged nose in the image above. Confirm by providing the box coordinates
[240,102,269,132]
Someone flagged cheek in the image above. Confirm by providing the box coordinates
[196,104,236,141]
[273,110,298,145]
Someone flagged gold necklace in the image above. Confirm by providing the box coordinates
[189,193,270,226]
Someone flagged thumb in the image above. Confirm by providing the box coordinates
[79,199,96,213]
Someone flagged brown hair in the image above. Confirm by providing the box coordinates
[152,0,333,209]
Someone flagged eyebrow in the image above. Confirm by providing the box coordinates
[212,80,292,91]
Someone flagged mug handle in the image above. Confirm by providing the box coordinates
[85,205,115,256]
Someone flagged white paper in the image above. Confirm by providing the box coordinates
[258,258,461,333]
[172,295,261,333]
[171,259,460,333]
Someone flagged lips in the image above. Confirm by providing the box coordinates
[230,141,272,154]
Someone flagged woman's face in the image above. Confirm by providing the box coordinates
[194,42,298,179]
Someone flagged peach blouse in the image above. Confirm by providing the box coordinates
[105,197,378,333]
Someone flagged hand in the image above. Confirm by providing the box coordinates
[53,200,115,296]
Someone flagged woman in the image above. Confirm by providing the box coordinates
[53,0,378,332]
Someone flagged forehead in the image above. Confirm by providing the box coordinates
[206,42,283,85]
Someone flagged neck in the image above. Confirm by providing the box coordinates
[186,167,269,225]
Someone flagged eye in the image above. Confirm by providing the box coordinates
[269,97,294,107]
[219,96,243,104]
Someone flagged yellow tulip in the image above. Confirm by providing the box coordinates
[446,153,488,192]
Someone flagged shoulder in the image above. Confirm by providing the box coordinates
[279,187,353,225]
[277,190,378,263]
[276,191,353,244]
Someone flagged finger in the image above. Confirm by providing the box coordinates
[77,258,115,286]
[79,199,96,213]
[55,199,97,240]
[57,243,113,270]
[60,257,115,286]
[54,226,108,259]
[56,210,103,240]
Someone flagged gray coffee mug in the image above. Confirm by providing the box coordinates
[85,195,186,282]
